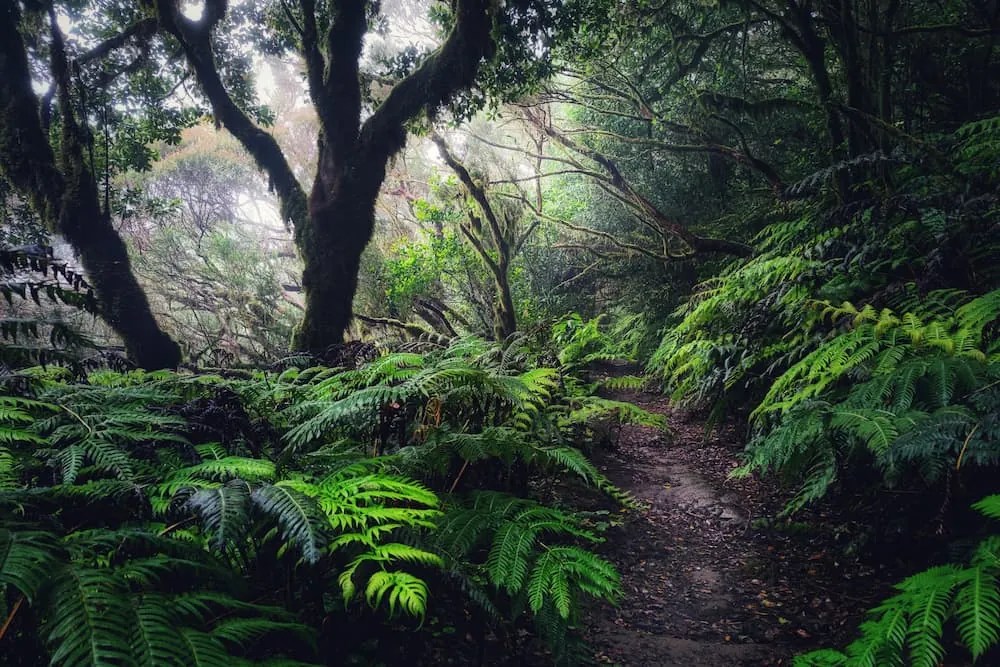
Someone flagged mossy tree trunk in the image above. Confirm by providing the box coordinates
[159,0,498,354]
[293,159,381,351]
[0,3,180,369]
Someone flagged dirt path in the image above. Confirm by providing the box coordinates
[580,384,882,666]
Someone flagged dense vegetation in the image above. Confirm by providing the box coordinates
[3,0,1000,665]
[1,331,664,664]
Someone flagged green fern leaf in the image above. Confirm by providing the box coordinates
[364,570,431,618]
[528,549,572,618]
[487,520,537,593]
[902,566,962,667]
[178,628,233,667]
[955,566,1000,659]
[251,483,328,564]
[129,595,192,666]
[186,480,252,551]
[44,566,134,666]
[973,495,1000,521]
[0,528,63,601]
[792,648,848,666]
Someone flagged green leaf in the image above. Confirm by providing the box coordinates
[251,483,328,564]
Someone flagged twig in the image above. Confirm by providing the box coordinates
[0,595,25,641]
[956,423,979,470]
[159,516,197,536]
[57,402,93,438]
[449,460,471,493]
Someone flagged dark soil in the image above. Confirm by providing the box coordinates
[579,384,892,666]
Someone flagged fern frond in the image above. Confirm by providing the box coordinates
[955,566,1000,659]
[186,480,253,551]
[0,528,63,601]
[44,565,134,666]
[177,628,233,667]
[487,520,537,593]
[251,483,328,564]
[973,495,1000,521]
[364,570,431,619]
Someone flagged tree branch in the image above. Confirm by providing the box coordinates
[497,192,676,261]
[430,132,507,260]
[355,314,451,345]
[297,0,327,122]
[520,108,755,257]
[155,0,308,229]
[359,0,496,171]
[76,17,158,66]
[319,1,365,162]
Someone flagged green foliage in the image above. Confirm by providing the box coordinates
[649,115,1000,511]
[797,498,1000,666]
[1,244,98,369]
[730,292,1000,513]
[552,313,616,368]
[0,338,629,664]
[433,491,620,659]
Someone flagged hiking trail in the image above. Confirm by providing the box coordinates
[580,376,882,666]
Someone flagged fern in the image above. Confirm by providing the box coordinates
[0,528,63,601]
[432,490,620,646]
[251,483,329,564]
[0,343,628,663]
[186,480,253,551]
[363,570,432,619]
[798,497,1000,666]
[44,565,134,666]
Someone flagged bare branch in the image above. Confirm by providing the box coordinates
[430,132,506,259]
[519,107,755,257]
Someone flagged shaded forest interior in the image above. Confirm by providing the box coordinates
[2,0,1000,665]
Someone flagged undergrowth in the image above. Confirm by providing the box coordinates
[0,334,665,665]
[646,114,1000,663]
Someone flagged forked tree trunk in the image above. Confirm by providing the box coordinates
[159,0,497,353]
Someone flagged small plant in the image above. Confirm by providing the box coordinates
[797,496,1000,667]
[0,337,632,664]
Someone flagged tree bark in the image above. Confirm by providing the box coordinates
[159,0,498,353]
[293,170,378,351]
[0,2,179,369]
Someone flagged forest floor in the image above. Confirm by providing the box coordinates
[576,371,892,666]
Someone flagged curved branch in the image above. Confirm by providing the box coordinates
[77,17,158,65]
[519,109,755,257]
[359,0,497,171]
[430,132,506,257]
[496,192,676,261]
[155,0,308,229]
[355,314,452,345]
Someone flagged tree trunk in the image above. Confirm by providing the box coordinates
[292,189,375,353]
[63,198,181,369]
[493,264,518,340]
[0,3,180,369]
[158,0,498,354]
